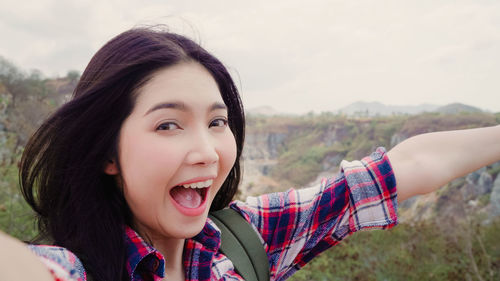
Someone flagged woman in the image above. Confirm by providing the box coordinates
[1,27,499,281]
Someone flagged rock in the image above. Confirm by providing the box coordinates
[322,124,349,146]
[461,181,478,201]
[0,93,12,116]
[490,176,500,217]
[461,171,493,201]
[267,133,287,159]
[399,195,418,209]
[260,164,271,176]
[492,161,500,170]
[0,128,10,164]
[466,167,487,184]
[243,132,288,160]
[390,133,408,147]
[468,200,478,207]
[477,172,493,195]
[321,154,343,171]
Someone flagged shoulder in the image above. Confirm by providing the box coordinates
[28,245,86,281]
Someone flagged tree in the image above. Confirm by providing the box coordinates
[0,57,47,109]
[66,70,81,83]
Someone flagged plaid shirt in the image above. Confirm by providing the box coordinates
[29,147,398,281]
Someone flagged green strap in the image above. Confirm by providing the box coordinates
[209,209,270,281]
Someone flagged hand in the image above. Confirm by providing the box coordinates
[0,231,54,281]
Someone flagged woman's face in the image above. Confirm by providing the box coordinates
[106,62,237,240]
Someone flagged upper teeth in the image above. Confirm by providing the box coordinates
[182,179,213,189]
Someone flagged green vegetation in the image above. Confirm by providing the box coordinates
[487,165,500,179]
[290,217,500,281]
[1,56,63,145]
[0,133,37,241]
[257,115,398,187]
[249,111,498,189]
[0,57,61,241]
[247,112,500,280]
[1,58,500,279]
[0,166,38,241]
[399,112,497,136]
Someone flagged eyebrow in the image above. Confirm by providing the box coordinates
[144,101,227,116]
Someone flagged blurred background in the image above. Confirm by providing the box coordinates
[1,0,500,114]
[1,1,499,280]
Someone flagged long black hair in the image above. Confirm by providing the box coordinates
[20,27,245,281]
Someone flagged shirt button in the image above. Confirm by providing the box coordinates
[152,259,160,271]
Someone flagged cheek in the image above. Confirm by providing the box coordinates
[219,132,238,176]
[119,134,183,203]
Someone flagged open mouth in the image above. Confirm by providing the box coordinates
[169,179,212,209]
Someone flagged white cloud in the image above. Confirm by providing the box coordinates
[1,0,500,112]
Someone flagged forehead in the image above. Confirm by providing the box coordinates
[133,62,224,112]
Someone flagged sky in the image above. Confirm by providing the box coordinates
[1,0,499,114]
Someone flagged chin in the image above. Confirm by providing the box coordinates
[170,195,217,238]
[166,212,209,239]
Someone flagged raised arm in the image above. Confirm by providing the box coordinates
[387,125,500,203]
[0,231,53,281]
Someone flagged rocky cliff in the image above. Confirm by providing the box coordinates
[241,113,500,223]
[1,62,500,223]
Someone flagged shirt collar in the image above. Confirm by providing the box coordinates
[123,219,222,281]
[124,226,165,281]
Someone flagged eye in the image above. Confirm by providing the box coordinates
[209,118,228,128]
[156,122,181,131]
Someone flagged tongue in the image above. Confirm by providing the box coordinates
[170,187,202,209]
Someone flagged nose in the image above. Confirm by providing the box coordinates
[185,129,219,166]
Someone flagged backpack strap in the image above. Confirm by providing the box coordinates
[209,208,270,281]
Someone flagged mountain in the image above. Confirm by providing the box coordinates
[336,101,440,116]
[436,103,483,114]
[2,59,500,279]
[246,106,281,116]
[242,102,487,117]
[241,112,500,223]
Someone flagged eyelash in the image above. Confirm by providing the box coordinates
[209,118,228,128]
[155,118,228,131]
[156,122,180,131]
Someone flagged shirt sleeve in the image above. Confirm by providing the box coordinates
[230,147,398,281]
[28,245,87,281]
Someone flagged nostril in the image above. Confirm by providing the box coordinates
[185,149,219,166]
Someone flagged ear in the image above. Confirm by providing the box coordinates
[104,159,119,175]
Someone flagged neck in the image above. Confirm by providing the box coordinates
[153,237,185,275]
[134,225,186,279]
